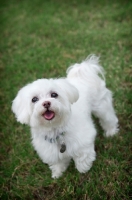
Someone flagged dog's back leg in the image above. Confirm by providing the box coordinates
[92,89,119,136]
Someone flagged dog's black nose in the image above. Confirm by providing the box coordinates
[43,101,51,108]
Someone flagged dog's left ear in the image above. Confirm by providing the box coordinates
[12,85,31,124]
[55,78,79,104]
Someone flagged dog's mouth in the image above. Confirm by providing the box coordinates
[42,110,55,120]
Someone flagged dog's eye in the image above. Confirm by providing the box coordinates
[32,97,39,103]
[51,92,58,98]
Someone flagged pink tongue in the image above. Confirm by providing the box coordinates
[44,110,55,120]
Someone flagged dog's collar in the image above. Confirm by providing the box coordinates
[44,132,65,143]
[44,132,66,153]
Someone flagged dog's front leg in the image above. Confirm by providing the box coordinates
[49,157,71,178]
[73,144,96,173]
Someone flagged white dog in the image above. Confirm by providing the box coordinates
[12,55,118,178]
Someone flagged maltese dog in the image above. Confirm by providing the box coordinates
[12,55,118,178]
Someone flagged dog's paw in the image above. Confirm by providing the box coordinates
[52,171,62,179]
[74,151,96,173]
[105,126,119,137]
[50,164,64,179]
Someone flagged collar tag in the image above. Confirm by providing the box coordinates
[60,142,66,153]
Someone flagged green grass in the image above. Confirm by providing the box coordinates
[0,0,131,199]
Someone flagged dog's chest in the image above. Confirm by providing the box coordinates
[32,133,68,164]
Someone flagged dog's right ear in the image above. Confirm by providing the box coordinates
[55,78,79,104]
[12,86,31,124]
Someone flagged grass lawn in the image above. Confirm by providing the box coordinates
[0,0,131,199]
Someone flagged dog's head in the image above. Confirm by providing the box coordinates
[12,78,79,128]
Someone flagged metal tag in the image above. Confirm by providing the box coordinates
[60,143,66,153]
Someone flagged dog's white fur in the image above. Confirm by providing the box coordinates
[12,55,118,178]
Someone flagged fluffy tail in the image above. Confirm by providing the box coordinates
[67,55,105,81]
[67,55,119,137]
